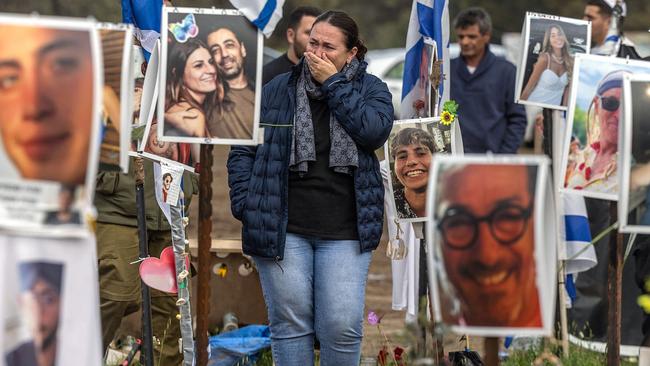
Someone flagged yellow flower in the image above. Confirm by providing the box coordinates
[638,294,650,313]
[441,111,454,125]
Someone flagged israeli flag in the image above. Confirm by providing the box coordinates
[400,0,449,119]
[229,0,285,38]
[561,193,597,304]
[562,193,596,275]
[121,0,162,59]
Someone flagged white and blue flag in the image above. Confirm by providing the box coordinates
[121,0,162,60]
[228,0,285,38]
[400,0,449,119]
[561,193,597,303]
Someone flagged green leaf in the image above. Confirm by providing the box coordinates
[443,100,459,114]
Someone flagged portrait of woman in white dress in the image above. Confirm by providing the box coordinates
[520,24,574,108]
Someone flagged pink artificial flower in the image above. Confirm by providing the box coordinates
[367,311,380,325]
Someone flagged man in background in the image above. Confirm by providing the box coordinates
[262,6,321,85]
[450,7,526,154]
[207,26,254,139]
[583,0,641,58]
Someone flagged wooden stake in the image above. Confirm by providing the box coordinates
[558,264,570,357]
[484,337,499,366]
[606,202,622,366]
[134,157,154,366]
[196,145,214,366]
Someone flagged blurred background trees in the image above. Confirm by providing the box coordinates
[0,0,647,51]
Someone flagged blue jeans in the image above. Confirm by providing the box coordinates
[253,233,372,366]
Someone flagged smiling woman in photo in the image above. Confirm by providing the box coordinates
[520,24,574,107]
[390,127,435,218]
[163,39,225,139]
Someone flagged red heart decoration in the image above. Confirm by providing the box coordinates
[139,246,189,294]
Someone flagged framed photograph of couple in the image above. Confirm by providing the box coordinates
[619,74,650,233]
[560,54,650,201]
[515,13,590,111]
[424,154,556,336]
[384,118,453,223]
[158,7,263,146]
[0,14,102,237]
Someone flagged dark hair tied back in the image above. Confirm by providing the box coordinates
[314,10,367,61]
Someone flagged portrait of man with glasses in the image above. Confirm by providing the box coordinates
[434,163,542,328]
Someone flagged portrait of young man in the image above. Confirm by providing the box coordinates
[434,163,542,328]
[5,261,64,366]
[0,22,95,186]
[206,24,256,140]
[389,126,435,220]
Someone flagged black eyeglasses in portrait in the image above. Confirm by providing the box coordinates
[436,201,533,250]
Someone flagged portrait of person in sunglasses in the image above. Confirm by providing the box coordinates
[435,163,541,327]
[565,70,629,193]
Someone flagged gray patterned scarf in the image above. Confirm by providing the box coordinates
[290,58,360,175]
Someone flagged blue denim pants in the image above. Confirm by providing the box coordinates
[253,232,373,366]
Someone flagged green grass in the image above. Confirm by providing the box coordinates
[502,344,637,366]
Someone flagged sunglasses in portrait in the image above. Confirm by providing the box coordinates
[597,95,620,112]
[436,202,533,250]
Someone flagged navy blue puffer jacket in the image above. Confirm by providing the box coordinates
[227,61,394,259]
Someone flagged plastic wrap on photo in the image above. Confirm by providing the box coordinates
[619,76,650,233]
[425,155,554,336]
[0,234,102,365]
[0,15,101,237]
[561,54,650,201]
[385,119,440,223]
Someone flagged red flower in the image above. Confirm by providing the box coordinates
[591,141,601,151]
[413,99,425,110]
[579,162,585,171]
[377,346,388,366]
[585,167,592,180]
[394,346,405,361]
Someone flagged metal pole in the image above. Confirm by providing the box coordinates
[196,145,214,366]
[606,203,623,366]
[558,265,570,357]
[542,108,569,356]
[134,157,154,366]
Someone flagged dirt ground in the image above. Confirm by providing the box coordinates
[361,239,485,361]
